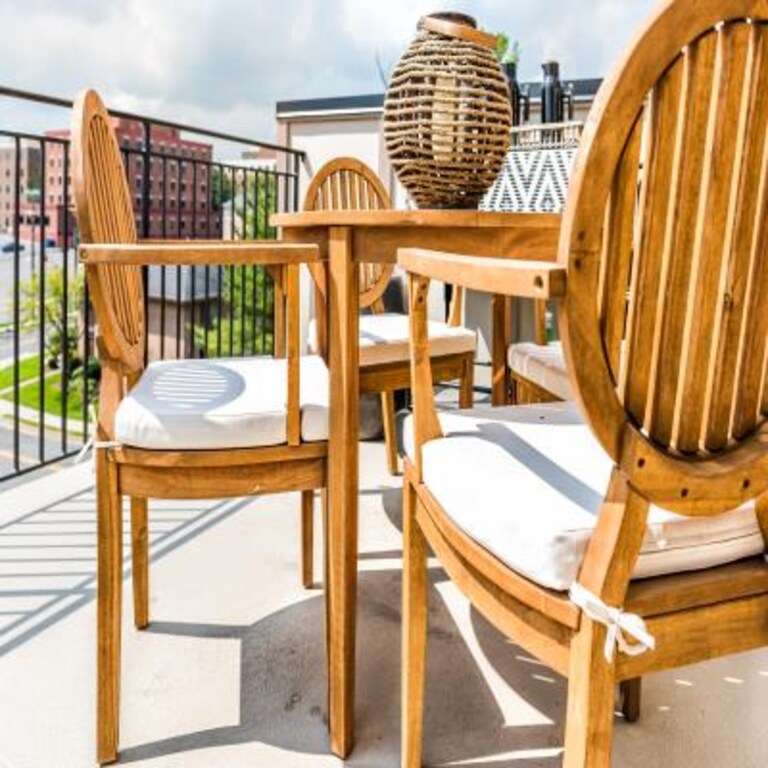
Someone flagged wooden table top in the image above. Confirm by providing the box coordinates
[272,209,562,230]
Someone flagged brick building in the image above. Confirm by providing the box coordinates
[0,145,42,233]
[42,119,220,247]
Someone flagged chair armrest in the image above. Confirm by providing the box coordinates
[79,241,319,267]
[397,248,567,299]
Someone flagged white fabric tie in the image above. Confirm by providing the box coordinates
[569,582,655,663]
[74,407,121,464]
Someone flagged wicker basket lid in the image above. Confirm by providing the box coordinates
[418,12,498,48]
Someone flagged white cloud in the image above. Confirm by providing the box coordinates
[0,0,657,144]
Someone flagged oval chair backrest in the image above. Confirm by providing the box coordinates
[71,89,145,372]
[560,0,768,515]
[303,157,394,310]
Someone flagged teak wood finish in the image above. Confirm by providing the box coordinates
[72,90,327,765]
[401,1,768,765]
[272,206,561,757]
[302,157,475,476]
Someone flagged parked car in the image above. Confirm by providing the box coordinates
[1,241,25,253]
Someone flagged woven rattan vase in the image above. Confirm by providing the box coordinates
[383,13,512,209]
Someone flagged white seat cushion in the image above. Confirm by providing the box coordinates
[404,402,764,591]
[115,356,328,450]
[309,312,476,367]
[508,340,571,400]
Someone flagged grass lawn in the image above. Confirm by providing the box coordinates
[0,356,41,390]
[5,375,87,421]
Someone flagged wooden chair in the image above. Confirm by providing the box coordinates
[304,157,476,475]
[481,122,583,405]
[400,1,768,764]
[71,90,329,764]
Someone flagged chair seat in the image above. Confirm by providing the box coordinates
[115,356,329,450]
[508,340,571,400]
[404,402,764,592]
[310,312,476,367]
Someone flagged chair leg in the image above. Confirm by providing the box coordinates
[509,375,518,405]
[381,390,400,476]
[130,497,149,629]
[402,473,428,768]
[563,621,616,768]
[321,488,331,697]
[301,490,314,589]
[619,678,642,723]
[96,452,123,765]
[458,354,474,409]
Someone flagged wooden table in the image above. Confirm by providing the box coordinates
[270,209,561,757]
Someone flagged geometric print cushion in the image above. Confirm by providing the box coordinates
[481,146,578,213]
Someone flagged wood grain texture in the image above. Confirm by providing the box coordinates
[71,89,330,765]
[302,157,393,309]
[326,225,359,757]
[79,241,319,266]
[401,466,428,768]
[96,450,122,764]
[492,295,512,405]
[397,6,768,768]
[301,490,315,589]
[398,249,566,298]
[561,15,768,513]
[407,275,444,481]
[706,23,768,448]
[304,159,475,479]
[358,354,469,395]
[130,496,149,629]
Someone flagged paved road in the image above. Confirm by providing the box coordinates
[0,416,84,488]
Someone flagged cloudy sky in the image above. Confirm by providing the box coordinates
[0,0,658,143]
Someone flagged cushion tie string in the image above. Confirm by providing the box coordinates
[74,435,122,464]
[74,407,121,464]
[568,582,655,663]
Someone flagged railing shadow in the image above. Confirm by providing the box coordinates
[0,487,251,656]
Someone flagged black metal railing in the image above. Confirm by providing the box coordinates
[0,86,304,482]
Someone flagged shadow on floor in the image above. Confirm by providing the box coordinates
[116,562,567,767]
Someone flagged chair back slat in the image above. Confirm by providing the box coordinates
[621,57,686,430]
[724,24,768,441]
[560,4,768,514]
[303,157,394,309]
[71,89,145,372]
[597,111,643,381]
[674,23,754,452]
[644,32,720,445]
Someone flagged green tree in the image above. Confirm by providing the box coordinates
[197,172,278,357]
[20,266,85,371]
[211,166,234,211]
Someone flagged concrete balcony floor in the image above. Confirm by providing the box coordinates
[0,434,766,767]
